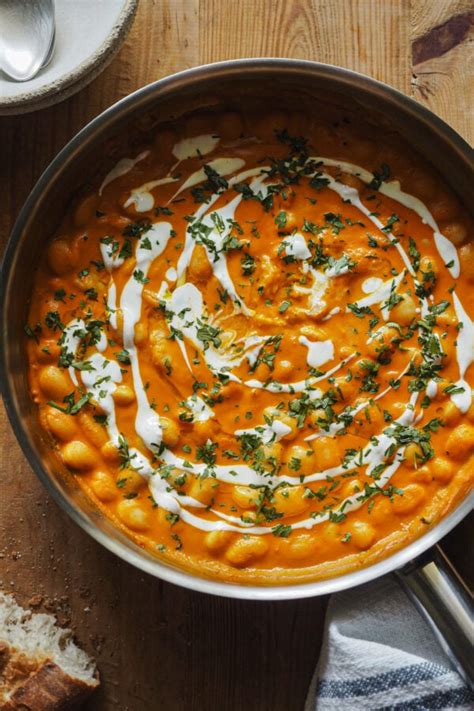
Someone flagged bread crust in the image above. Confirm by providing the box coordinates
[1,661,96,711]
[0,593,99,711]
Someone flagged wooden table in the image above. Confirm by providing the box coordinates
[1,2,472,709]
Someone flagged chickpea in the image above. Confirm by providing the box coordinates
[225,536,269,567]
[204,529,234,553]
[116,499,150,531]
[272,485,309,517]
[285,444,316,476]
[323,522,340,540]
[36,340,60,363]
[90,471,117,502]
[412,465,433,484]
[308,408,327,429]
[150,330,172,372]
[419,255,439,277]
[232,486,261,509]
[166,468,188,491]
[342,478,363,498]
[101,440,122,464]
[113,385,136,406]
[193,419,218,443]
[73,194,98,227]
[117,469,145,494]
[61,441,96,471]
[74,273,99,293]
[413,171,437,201]
[459,243,474,281]
[442,221,468,246]
[404,442,424,468]
[432,378,450,401]
[185,115,214,136]
[435,309,457,328]
[134,322,148,346]
[152,345,173,374]
[300,325,327,340]
[143,289,160,307]
[312,437,340,470]
[280,211,298,230]
[161,416,180,448]
[241,510,257,524]
[391,295,417,326]
[281,533,317,561]
[341,173,365,191]
[334,375,359,401]
[188,245,212,281]
[370,497,392,524]
[353,404,384,436]
[444,424,474,460]
[77,412,108,447]
[115,310,124,335]
[392,484,426,515]
[47,239,75,275]
[46,407,77,441]
[350,521,376,550]
[366,326,399,360]
[188,476,219,506]
[38,366,71,400]
[430,193,458,222]
[441,401,461,426]
[273,359,294,381]
[466,402,474,423]
[430,457,455,484]
[262,441,283,461]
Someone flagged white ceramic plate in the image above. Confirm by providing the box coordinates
[0,0,138,115]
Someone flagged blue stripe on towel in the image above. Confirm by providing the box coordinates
[377,685,474,710]
[316,662,449,698]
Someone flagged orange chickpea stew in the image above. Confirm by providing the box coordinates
[26,111,473,584]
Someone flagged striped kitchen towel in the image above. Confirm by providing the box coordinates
[305,576,473,710]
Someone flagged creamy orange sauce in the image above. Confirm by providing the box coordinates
[26,110,473,584]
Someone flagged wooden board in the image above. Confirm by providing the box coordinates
[0,2,472,709]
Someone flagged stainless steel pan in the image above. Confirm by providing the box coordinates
[1,59,472,685]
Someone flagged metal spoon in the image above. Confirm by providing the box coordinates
[40,23,56,70]
[0,0,55,82]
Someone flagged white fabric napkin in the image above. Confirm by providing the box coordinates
[305,576,473,710]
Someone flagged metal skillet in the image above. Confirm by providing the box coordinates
[1,59,472,685]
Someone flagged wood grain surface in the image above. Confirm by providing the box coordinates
[0,2,472,710]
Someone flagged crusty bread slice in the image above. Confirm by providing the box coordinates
[0,592,99,710]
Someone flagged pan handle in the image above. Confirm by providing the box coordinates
[395,544,473,690]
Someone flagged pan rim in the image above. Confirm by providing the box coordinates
[1,57,472,599]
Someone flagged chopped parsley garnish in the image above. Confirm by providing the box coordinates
[241,252,256,275]
[133,269,150,284]
[275,211,288,229]
[272,523,292,538]
[48,391,91,416]
[123,221,151,238]
[115,349,131,365]
[196,320,222,350]
[324,212,345,234]
[347,303,374,319]
[368,163,390,191]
